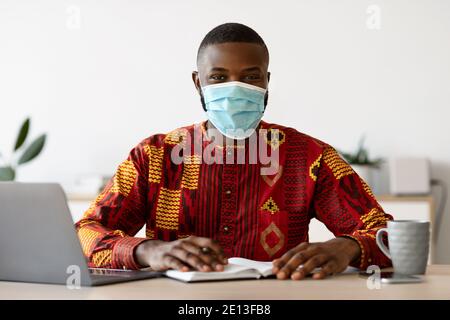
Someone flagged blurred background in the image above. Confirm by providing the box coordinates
[1,0,449,263]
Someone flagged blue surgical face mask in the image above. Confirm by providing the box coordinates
[201,81,267,140]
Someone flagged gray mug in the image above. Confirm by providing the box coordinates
[376,220,430,275]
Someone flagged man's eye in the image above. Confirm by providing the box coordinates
[210,75,226,81]
[244,74,261,81]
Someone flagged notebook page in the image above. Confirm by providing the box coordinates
[165,263,259,282]
[228,257,274,277]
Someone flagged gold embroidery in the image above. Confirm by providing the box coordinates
[261,197,280,214]
[78,220,101,229]
[83,190,108,218]
[155,188,181,230]
[361,178,375,198]
[77,228,100,255]
[361,208,390,230]
[144,145,164,184]
[110,160,137,197]
[260,222,285,257]
[346,235,365,269]
[92,250,112,267]
[309,154,322,181]
[164,129,187,145]
[264,128,286,150]
[146,229,155,239]
[112,229,126,237]
[354,229,376,239]
[181,155,201,190]
[323,148,354,180]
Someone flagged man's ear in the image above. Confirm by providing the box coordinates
[192,71,201,93]
[193,71,207,111]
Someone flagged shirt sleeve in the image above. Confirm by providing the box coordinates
[311,145,393,270]
[74,140,150,270]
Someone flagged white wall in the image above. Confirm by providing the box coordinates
[1,0,450,262]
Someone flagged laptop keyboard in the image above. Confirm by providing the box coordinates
[89,268,140,278]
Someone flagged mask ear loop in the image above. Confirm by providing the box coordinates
[263,91,269,112]
[198,80,207,112]
[200,91,207,112]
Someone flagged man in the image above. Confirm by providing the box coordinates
[75,23,392,280]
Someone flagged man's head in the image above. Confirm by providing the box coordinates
[192,23,270,110]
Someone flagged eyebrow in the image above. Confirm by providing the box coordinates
[209,66,262,73]
[209,67,229,72]
[241,67,262,72]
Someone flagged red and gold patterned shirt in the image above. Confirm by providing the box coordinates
[75,120,393,270]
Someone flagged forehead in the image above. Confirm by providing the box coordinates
[198,42,269,71]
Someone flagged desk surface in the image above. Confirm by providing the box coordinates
[1,265,450,300]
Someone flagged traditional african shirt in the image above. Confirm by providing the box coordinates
[75,120,392,270]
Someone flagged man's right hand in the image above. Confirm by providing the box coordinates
[135,236,228,272]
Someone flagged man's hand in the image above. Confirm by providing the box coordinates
[272,237,361,280]
[135,236,228,272]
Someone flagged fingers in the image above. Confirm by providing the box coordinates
[184,237,228,270]
[169,245,211,272]
[272,242,309,274]
[273,241,350,281]
[312,260,339,280]
[161,254,190,272]
[187,236,228,263]
[291,254,329,280]
[164,237,227,272]
[276,251,309,279]
[274,243,316,280]
[180,241,225,271]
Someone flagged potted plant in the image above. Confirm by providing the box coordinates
[0,118,47,181]
[339,136,382,187]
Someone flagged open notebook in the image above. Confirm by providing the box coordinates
[164,257,361,282]
[165,257,274,282]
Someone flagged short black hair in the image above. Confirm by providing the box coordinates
[197,23,269,64]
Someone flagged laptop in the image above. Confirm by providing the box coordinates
[0,182,162,286]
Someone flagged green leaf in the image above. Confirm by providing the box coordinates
[0,166,15,181]
[17,134,47,165]
[338,134,385,166]
[14,118,30,151]
[358,149,369,164]
[339,151,354,163]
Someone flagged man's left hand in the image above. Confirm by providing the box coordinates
[272,237,361,280]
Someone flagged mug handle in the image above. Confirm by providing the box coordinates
[376,228,391,259]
